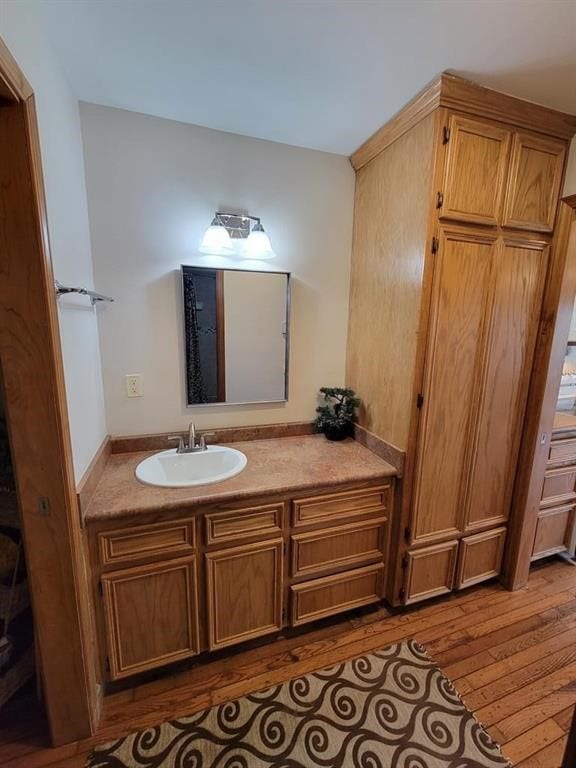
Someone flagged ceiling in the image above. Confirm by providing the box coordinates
[37,0,576,155]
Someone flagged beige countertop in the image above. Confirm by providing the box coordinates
[84,435,396,523]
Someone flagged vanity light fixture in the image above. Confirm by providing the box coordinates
[199,212,276,259]
[199,216,234,255]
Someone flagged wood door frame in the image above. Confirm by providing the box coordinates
[504,194,576,590]
[0,37,99,742]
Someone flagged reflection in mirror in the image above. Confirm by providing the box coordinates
[182,266,290,406]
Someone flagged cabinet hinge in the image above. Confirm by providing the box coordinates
[416,393,424,409]
[105,657,110,673]
[281,606,287,623]
[443,125,451,144]
[98,581,103,597]
[431,236,439,254]
[399,588,406,602]
[404,526,411,542]
[436,191,444,209]
[401,553,409,569]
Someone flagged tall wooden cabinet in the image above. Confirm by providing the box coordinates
[347,73,576,606]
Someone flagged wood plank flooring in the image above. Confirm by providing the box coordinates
[1,557,575,767]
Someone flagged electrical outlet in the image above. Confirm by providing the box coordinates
[125,374,143,398]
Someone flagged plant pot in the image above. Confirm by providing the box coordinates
[323,425,352,442]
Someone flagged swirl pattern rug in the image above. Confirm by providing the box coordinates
[88,639,509,768]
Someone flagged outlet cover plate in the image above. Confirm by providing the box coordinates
[125,374,143,398]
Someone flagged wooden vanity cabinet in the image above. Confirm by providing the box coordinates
[347,73,576,606]
[89,479,393,682]
[532,421,576,561]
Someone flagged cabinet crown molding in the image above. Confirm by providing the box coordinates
[350,71,576,171]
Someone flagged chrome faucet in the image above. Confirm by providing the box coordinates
[168,422,215,453]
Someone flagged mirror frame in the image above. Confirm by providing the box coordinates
[180,265,291,407]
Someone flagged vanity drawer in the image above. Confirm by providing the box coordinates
[292,484,391,529]
[99,520,196,567]
[548,438,576,466]
[541,466,576,507]
[290,563,384,627]
[291,518,386,578]
[532,504,575,560]
[205,503,284,545]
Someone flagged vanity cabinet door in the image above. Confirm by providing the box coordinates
[205,539,284,651]
[439,115,511,226]
[101,556,199,680]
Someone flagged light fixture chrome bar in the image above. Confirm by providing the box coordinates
[55,281,114,306]
[214,212,261,238]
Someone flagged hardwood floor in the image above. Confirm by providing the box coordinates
[1,557,575,767]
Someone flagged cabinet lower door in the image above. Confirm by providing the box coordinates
[102,556,199,680]
[455,528,507,589]
[205,539,283,651]
[404,541,458,605]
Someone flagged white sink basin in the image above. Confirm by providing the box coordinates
[135,445,247,488]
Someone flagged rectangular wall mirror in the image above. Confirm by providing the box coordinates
[181,266,290,406]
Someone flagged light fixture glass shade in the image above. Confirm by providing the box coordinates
[245,222,275,259]
[199,219,233,255]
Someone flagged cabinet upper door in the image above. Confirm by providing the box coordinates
[205,538,283,651]
[102,556,199,680]
[411,227,496,544]
[440,115,511,226]
[463,237,548,531]
[503,132,566,232]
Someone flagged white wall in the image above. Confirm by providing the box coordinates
[564,139,576,196]
[0,2,106,480]
[80,104,354,436]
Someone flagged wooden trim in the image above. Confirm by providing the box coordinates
[504,197,576,590]
[215,269,226,402]
[0,37,98,743]
[77,436,111,518]
[350,75,442,170]
[350,71,576,171]
[439,72,576,141]
[110,421,315,453]
[353,424,405,475]
[0,36,33,102]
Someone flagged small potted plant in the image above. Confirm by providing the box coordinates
[315,387,361,441]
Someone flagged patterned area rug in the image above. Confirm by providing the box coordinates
[88,639,510,768]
